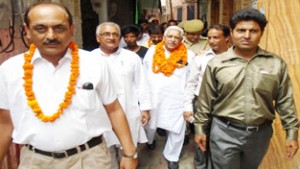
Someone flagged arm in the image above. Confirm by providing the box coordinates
[104,99,137,169]
[194,63,216,151]
[275,63,299,159]
[184,56,202,121]
[133,53,152,126]
[0,109,13,164]
[133,53,152,115]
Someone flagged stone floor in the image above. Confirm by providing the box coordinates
[138,133,195,169]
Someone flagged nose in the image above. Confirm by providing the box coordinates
[244,30,250,38]
[108,33,114,38]
[170,36,176,41]
[46,28,56,39]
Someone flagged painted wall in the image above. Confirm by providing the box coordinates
[257,0,300,168]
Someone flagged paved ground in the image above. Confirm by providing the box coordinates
[138,133,195,169]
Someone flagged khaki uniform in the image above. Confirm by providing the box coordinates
[183,37,209,54]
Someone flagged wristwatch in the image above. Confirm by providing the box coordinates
[123,149,138,159]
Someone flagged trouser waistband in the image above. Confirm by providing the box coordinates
[216,116,272,132]
[26,135,102,158]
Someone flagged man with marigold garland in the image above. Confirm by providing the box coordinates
[0,2,137,169]
[143,26,195,169]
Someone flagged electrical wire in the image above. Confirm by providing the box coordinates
[18,0,29,48]
[0,0,15,53]
[20,26,29,48]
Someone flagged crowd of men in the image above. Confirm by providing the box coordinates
[0,2,298,169]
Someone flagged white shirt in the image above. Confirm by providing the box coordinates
[90,48,152,146]
[0,48,117,151]
[120,33,150,48]
[137,33,150,46]
[143,45,195,133]
[184,49,215,112]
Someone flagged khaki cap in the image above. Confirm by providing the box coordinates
[184,19,204,33]
[178,21,186,29]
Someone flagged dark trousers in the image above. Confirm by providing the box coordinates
[194,144,211,169]
[193,95,211,169]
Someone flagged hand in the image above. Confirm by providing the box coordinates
[183,111,193,122]
[286,139,299,159]
[194,134,207,152]
[120,156,138,169]
[141,111,150,126]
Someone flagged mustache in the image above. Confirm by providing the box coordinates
[43,39,61,45]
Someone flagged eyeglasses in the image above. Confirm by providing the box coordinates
[99,32,120,38]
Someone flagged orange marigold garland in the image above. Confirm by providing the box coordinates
[23,41,80,122]
[152,41,187,76]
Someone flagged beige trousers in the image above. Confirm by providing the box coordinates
[18,141,111,169]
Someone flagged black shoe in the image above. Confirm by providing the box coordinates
[183,135,189,145]
[167,160,179,169]
[146,140,156,150]
[157,128,167,136]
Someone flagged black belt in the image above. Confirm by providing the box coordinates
[217,117,271,132]
[26,135,102,158]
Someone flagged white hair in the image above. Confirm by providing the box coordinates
[96,22,121,35]
[164,26,184,37]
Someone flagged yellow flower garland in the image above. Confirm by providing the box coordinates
[23,41,80,122]
[152,41,187,76]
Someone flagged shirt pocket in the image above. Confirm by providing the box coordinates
[173,67,186,77]
[72,89,100,111]
[254,72,279,96]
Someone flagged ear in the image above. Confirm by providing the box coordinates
[96,35,101,43]
[24,24,31,40]
[225,36,230,43]
[70,24,75,36]
[230,28,233,36]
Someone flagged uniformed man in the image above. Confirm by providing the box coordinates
[183,19,209,55]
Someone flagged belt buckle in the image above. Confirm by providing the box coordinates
[51,152,67,158]
[246,126,259,132]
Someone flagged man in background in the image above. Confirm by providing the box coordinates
[183,19,210,55]
[122,24,148,60]
[91,22,151,169]
[184,24,231,169]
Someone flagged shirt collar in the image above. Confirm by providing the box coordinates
[220,46,273,62]
[183,36,201,45]
[205,48,216,56]
[98,47,121,57]
[31,48,72,64]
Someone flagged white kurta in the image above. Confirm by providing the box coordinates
[143,45,195,133]
[91,48,152,147]
[184,49,215,112]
